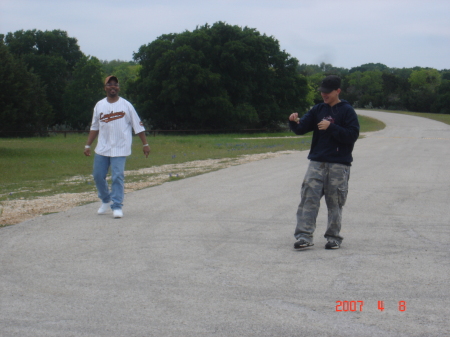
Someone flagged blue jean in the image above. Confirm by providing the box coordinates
[93,154,127,210]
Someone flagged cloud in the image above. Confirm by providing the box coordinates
[1,0,449,69]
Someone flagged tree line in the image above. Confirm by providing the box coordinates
[0,29,139,136]
[1,24,449,137]
[299,62,450,113]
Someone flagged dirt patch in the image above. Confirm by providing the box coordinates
[0,151,298,226]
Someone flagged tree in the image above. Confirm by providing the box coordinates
[389,67,413,79]
[101,60,141,99]
[381,72,409,110]
[431,79,450,114]
[406,68,441,112]
[349,63,388,73]
[63,56,105,129]
[22,53,68,123]
[3,29,83,71]
[2,29,84,123]
[306,72,327,104]
[298,63,348,77]
[408,68,441,92]
[0,44,53,136]
[297,63,322,76]
[345,70,384,108]
[440,70,450,80]
[129,22,311,130]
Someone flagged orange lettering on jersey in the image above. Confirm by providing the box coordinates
[100,111,126,123]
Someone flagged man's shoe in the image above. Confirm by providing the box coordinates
[325,241,340,249]
[98,203,111,214]
[113,209,123,218]
[294,239,314,250]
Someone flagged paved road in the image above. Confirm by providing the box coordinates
[1,110,449,337]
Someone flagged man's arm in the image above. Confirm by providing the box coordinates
[137,131,150,158]
[288,108,316,135]
[84,130,99,156]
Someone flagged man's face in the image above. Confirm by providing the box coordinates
[321,88,341,106]
[105,80,120,97]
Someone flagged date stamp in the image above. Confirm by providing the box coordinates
[335,301,407,312]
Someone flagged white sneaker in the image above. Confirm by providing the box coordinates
[113,209,123,218]
[98,203,111,214]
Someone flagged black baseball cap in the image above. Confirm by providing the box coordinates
[319,75,341,93]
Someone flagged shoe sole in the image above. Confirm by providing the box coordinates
[294,243,314,250]
[325,245,340,249]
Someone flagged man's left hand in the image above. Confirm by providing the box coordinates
[143,145,151,158]
[318,120,331,130]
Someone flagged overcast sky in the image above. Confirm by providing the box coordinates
[1,0,449,70]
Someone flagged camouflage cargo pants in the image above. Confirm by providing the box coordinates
[294,161,351,244]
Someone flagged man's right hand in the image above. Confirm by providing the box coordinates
[84,148,91,156]
[289,112,300,123]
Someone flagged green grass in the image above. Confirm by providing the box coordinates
[357,114,386,132]
[0,115,381,202]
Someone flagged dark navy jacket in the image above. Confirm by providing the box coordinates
[289,100,360,165]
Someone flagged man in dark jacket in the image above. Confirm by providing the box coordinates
[288,75,359,250]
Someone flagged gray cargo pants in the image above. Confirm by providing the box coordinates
[294,161,350,244]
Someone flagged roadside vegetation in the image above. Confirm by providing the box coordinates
[0,115,383,204]
[2,25,448,225]
[2,26,449,139]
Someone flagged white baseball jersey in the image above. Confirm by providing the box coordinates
[90,97,146,157]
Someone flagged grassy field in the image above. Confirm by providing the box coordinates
[360,109,450,125]
[1,114,383,203]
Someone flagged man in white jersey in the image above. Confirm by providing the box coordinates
[84,76,150,218]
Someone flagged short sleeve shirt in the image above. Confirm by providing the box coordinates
[90,97,145,157]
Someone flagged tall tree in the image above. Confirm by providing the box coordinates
[63,56,105,129]
[3,29,83,72]
[129,22,311,130]
[22,53,68,123]
[0,44,53,136]
[2,29,84,123]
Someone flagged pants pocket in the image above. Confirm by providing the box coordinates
[337,188,348,207]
